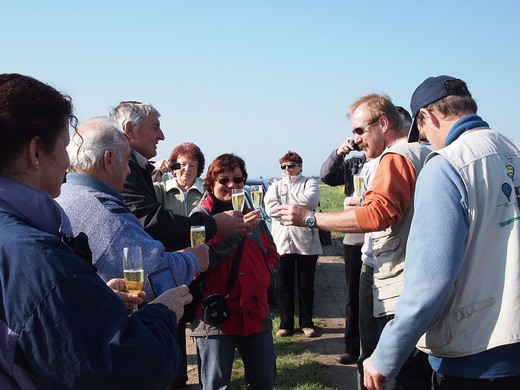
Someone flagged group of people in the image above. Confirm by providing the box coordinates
[1,71,519,390]
[281,76,520,390]
[0,73,280,389]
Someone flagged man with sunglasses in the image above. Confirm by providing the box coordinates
[363,76,520,390]
[280,93,432,389]
[110,101,245,253]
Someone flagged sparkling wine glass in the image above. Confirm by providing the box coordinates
[232,188,245,212]
[190,225,206,247]
[123,246,144,312]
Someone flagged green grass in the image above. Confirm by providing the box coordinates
[319,184,345,240]
[228,307,336,390]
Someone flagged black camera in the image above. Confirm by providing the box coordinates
[170,162,181,171]
[202,294,230,325]
[348,139,362,151]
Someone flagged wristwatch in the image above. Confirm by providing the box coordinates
[304,210,316,228]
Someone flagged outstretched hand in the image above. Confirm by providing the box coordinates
[278,204,308,227]
[150,285,192,323]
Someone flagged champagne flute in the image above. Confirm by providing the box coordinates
[278,182,288,204]
[123,246,144,312]
[231,188,245,212]
[353,175,365,198]
[190,225,206,247]
[250,185,264,210]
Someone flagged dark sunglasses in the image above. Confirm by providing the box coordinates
[280,163,300,170]
[352,116,380,136]
[217,177,246,185]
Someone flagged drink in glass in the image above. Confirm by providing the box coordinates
[278,182,288,204]
[123,246,144,311]
[232,188,245,212]
[353,175,365,198]
[250,185,263,209]
[190,225,206,247]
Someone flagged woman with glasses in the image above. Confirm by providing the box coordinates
[189,153,279,389]
[264,151,322,338]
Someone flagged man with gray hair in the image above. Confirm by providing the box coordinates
[57,116,209,297]
[110,101,244,252]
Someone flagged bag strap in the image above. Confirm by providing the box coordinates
[225,238,245,296]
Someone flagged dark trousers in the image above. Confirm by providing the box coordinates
[343,244,362,356]
[433,372,520,390]
[171,320,188,387]
[277,253,318,330]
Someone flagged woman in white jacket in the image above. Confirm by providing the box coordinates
[265,151,322,337]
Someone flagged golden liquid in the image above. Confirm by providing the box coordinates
[124,269,144,294]
[251,190,263,209]
[232,192,245,211]
[353,176,365,198]
[190,229,206,247]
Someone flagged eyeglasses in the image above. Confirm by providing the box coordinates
[280,163,300,170]
[217,177,246,185]
[352,116,381,136]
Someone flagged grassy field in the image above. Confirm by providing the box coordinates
[228,184,344,389]
[318,184,345,239]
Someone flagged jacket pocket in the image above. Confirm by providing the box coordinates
[372,234,404,279]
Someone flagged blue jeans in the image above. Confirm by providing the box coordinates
[196,331,276,389]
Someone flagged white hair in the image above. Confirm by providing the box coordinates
[109,101,160,132]
[68,116,129,172]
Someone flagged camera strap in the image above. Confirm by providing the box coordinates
[225,237,245,297]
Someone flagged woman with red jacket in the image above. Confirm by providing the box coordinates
[189,153,279,389]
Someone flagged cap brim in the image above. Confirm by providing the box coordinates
[407,118,419,143]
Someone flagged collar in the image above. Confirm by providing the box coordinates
[0,176,72,237]
[282,172,303,184]
[164,176,205,194]
[65,173,124,200]
[445,114,489,146]
[132,149,151,170]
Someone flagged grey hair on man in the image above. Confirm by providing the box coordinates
[68,116,128,172]
[109,101,161,131]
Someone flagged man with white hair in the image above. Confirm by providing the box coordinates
[110,101,244,252]
[57,116,209,297]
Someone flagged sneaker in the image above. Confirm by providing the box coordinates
[302,327,317,337]
[276,329,290,337]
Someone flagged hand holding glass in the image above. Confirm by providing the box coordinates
[123,246,144,312]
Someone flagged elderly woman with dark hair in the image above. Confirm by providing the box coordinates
[189,153,279,389]
[0,73,191,388]
[154,142,206,216]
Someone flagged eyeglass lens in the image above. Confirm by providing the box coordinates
[218,177,245,185]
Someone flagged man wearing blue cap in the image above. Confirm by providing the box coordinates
[363,76,520,389]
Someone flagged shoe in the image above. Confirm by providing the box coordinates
[276,329,290,337]
[335,353,359,365]
[302,327,317,337]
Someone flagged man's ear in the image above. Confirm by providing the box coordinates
[122,122,136,139]
[103,149,115,173]
[379,114,390,133]
[420,108,440,128]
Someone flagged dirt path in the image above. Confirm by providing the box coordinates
[183,239,358,389]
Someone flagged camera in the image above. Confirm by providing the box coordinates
[170,162,181,171]
[348,139,361,151]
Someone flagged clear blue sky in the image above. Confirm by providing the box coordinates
[3,1,519,179]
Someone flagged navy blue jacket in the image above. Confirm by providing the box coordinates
[0,212,181,389]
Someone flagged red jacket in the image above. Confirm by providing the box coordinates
[190,194,279,337]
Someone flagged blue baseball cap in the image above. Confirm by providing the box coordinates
[408,75,471,142]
